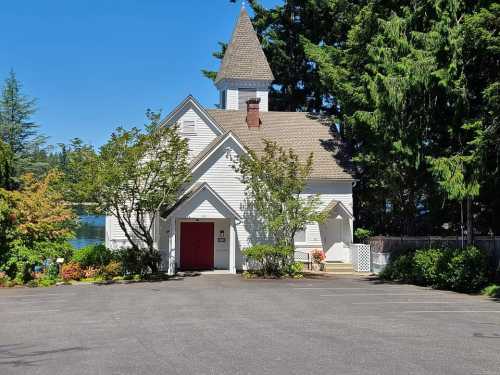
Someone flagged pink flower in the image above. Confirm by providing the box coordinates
[311,249,325,263]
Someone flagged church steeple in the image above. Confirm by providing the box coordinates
[215,7,274,111]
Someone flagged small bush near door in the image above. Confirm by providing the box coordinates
[379,246,491,292]
[243,244,299,277]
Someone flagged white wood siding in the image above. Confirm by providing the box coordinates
[226,88,239,110]
[187,141,353,267]
[105,214,156,251]
[299,180,353,248]
[256,90,269,112]
[217,79,270,111]
[178,108,219,160]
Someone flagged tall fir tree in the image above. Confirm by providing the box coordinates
[0,70,47,178]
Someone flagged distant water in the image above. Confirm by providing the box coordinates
[70,215,105,249]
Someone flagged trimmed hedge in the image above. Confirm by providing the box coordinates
[380,246,491,292]
[243,244,295,277]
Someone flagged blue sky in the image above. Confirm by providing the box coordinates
[1,0,281,148]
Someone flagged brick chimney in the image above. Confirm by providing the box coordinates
[246,98,261,129]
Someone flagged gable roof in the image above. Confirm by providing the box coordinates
[215,8,274,84]
[206,109,353,181]
[189,131,246,173]
[159,95,225,136]
[323,200,353,219]
[161,182,242,221]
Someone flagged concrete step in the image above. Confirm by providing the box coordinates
[324,263,353,271]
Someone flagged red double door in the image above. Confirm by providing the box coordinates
[180,222,214,270]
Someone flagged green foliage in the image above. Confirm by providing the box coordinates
[354,228,373,243]
[46,262,59,279]
[100,260,122,279]
[0,140,14,189]
[482,284,500,298]
[72,243,112,267]
[236,139,324,249]
[9,171,76,245]
[37,274,58,287]
[243,244,294,277]
[116,247,159,275]
[379,252,417,283]
[78,111,190,272]
[380,246,491,292]
[446,246,490,292]
[218,1,500,235]
[287,261,304,278]
[0,70,47,178]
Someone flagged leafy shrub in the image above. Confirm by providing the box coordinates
[100,260,122,279]
[243,244,293,277]
[46,262,60,279]
[379,253,416,282]
[61,262,83,281]
[117,247,159,275]
[0,272,9,287]
[72,244,112,267]
[380,246,491,292]
[83,266,100,279]
[37,274,58,287]
[354,228,373,243]
[482,284,500,298]
[446,246,489,292]
[414,248,451,286]
[311,249,325,263]
[287,262,304,278]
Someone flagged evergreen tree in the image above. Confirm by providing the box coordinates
[211,1,500,236]
[0,70,47,177]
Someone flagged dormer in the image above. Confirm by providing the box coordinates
[215,7,274,112]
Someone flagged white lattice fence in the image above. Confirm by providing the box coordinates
[350,244,371,272]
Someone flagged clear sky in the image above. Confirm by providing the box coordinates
[1,0,282,148]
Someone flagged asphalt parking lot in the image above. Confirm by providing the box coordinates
[1,275,499,375]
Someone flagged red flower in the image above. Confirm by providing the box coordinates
[311,249,325,263]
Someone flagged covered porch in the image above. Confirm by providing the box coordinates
[319,200,354,263]
[158,183,240,275]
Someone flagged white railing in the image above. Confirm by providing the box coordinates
[350,244,371,272]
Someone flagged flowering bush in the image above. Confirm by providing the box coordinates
[311,249,325,263]
[83,266,100,279]
[100,260,122,279]
[61,262,83,281]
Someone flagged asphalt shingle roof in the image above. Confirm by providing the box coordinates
[206,109,353,181]
[215,8,274,84]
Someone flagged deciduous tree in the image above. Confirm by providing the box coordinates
[81,112,190,272]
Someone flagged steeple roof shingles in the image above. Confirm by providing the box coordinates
[215,8,275,84]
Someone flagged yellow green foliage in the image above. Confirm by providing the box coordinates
[7,171,75,244]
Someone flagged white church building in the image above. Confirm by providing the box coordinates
[105,7,355,274]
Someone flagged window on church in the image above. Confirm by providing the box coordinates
[238,88,257,110]
[220,90,226,109]
[181,120,196,135]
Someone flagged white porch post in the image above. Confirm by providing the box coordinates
[229,218,236,274]
[168,218,176,276]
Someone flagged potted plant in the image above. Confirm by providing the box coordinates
[311,249,326,271]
